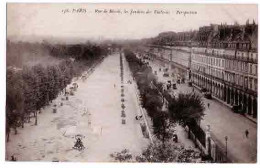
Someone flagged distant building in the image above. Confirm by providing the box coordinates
[143,21,258,120]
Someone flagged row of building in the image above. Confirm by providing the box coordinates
[141,21,258,120]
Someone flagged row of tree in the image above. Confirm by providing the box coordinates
[48,42,109,60]
[6,60,75,141]
[7,40,110,67]
[124,50,169,142]
[6,42,108,142]
[123,49,205,162]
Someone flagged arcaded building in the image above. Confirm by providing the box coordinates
[144,21,258,120]
[191,23,258,119]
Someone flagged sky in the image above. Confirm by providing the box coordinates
[7,3,258,41]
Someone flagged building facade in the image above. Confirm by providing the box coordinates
[191,43,257,119]
[143,45,191,81]
[142,22,258,120]
[144,44,258,119]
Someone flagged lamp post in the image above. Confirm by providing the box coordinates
[225,136,228,162]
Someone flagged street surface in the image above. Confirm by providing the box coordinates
[6,53,149,162]
[148,58,257,163]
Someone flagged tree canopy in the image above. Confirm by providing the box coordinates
[110,142,201,163]
[168,93,205,126]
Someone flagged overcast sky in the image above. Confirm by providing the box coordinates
[7,3,258,41]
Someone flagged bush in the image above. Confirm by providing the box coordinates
[110,149,133,162]
[136,142,201,162]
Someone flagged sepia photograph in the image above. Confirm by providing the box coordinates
[4,2,258,165]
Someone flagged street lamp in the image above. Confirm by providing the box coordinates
[225,136,228,162]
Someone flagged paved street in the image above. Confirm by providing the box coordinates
[6,53,149,161]
[148,58,257,163]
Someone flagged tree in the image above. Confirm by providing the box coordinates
[6,118,11,142]
[110,142,202,163]
[168,93,205,130]
[22,67,38,124]
[152,111,175,145]
[6,69,25,135]
[46,66,56,102]
[135,142,201,162]
[141,87,163,115]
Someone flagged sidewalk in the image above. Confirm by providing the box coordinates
[123,54,154,145]
[192,84,257,124]
[148,58,257,163]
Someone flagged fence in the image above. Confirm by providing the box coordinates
[188,120,206,147]
[186,124,231,163]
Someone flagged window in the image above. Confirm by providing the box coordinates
[226,60,229,68]
[244,77,248,88]
[249,53,252,60]
[245,63,248,72]
[249,78,252,90]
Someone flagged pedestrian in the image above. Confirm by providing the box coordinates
[192,87,194,92]
[11,155,16,161]
[207,103,210,108]
[245,129,249,138]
